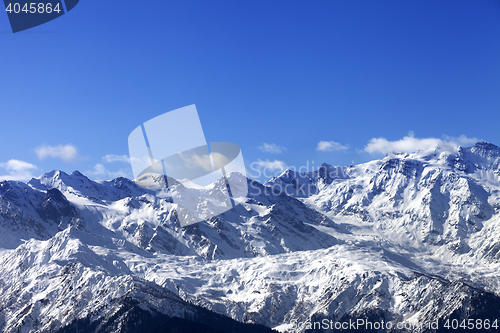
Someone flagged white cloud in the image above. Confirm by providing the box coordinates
[211,152,231,169]
[252,159,287,171]
[104,154,151,179]
[258,143,286,153]
[91,163,106,176]
[249,159,287,179]
[0,159,38,181]
[443,134,479,146]
[103,154,131,163]
[316,141,349,152]
[86,163,132,180]
[35,144,79,162]
[364,132,479,155]
[179,153,212,172]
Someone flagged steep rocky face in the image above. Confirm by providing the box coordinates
[39,188,85,230]
[0,181,88,251]
[39,188,73,219]
[0,181,54,250]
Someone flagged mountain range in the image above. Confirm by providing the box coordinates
[1,142,500,332]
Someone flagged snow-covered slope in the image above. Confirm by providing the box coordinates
[0,228,274,333]
[1,142,500,332]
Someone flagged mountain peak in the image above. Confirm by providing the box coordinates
[472,141,499,150]
[468,141,500,158]
[71,170,87,178]
[43,169,69,179]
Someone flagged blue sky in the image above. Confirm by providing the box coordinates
[1,0,500,182]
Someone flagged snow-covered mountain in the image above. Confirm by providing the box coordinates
[268,142,500,258]
[1,142,500,332]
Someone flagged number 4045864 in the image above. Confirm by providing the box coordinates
[443,319,498,330]
[5,3,61,14]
